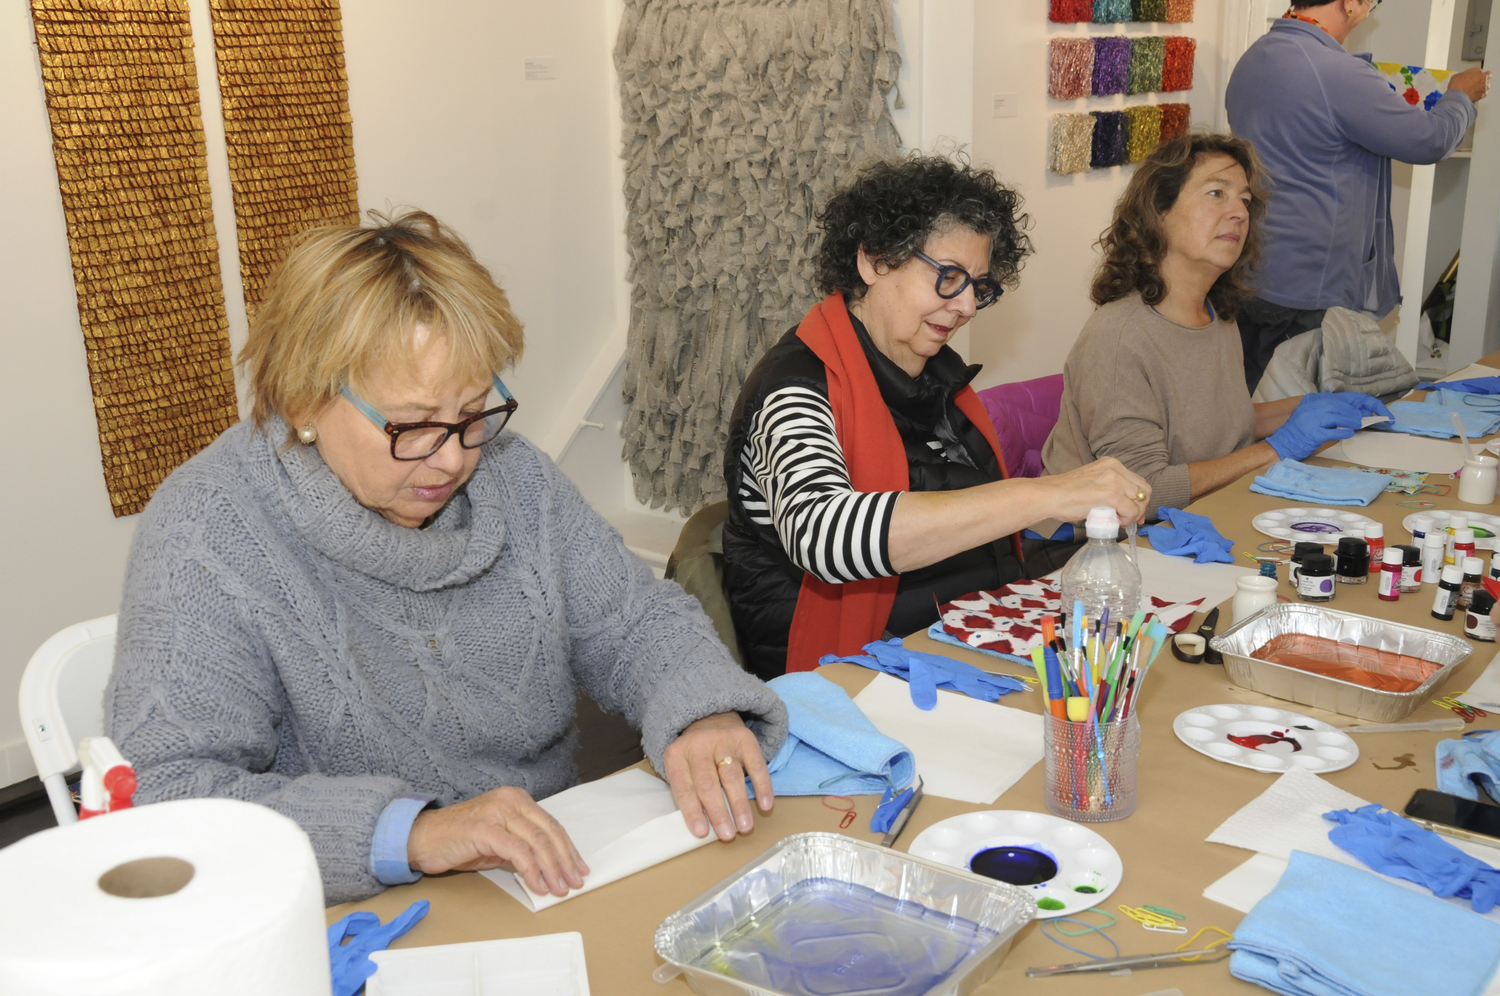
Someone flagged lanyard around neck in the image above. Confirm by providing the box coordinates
[1283,9,1334,37]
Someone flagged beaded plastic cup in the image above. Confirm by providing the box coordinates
[1043,714,1140,822]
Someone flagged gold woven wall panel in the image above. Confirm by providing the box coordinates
[209,0,358,315]
[32,0,239,518]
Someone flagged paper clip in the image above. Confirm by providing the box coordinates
[1175,926,1233,961]
[1118,904,1180,929]
[1144,922,1189,934]
[1142,905,1185,921]
[1433,693,1487,722]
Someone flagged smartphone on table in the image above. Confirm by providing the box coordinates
[1404,788,1500,848]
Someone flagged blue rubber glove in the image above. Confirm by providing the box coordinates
[1324,805,1500,914]
[819,639,1028,710]
[328,900,430,996]
[1265,392,1394,461]
[1141,507,1235,564]
[1418,376,1500,394]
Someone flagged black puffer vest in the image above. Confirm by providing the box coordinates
[723,311,1025,680]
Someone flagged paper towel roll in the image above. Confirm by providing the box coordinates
[0,798,331,995]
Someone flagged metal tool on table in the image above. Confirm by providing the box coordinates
[1026,946,1231,977]
[880,776,923,847]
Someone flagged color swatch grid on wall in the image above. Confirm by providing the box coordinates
[31,0,239,518]
[1049,35,1194,98]
[208,0,359,316]
[1048,104,1190,174]
[1049,0,1193,22]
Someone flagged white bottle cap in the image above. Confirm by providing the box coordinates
[1084,506,1121,539]
[1441,564,1465,585]
[1363,522,1384,539]
[1383,548,1404,565]
[1432,510,1452,524]
[1411,514,1433,531]
[1465,557,1484,574]
[1423,532,1446,549]
[1452,514,1469,530]
[1456,528,1476,543]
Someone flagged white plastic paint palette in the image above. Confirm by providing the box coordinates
[1401,511,1500,552]
[1172,704,1359,774]
[1252,507,1378,544]
[907,810,1122,919]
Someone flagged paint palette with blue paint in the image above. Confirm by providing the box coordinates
[907,810,1122,919]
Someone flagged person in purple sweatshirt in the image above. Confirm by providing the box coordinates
[1226,0,1489,394]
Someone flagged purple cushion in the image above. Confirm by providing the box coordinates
[976,374,1065,479]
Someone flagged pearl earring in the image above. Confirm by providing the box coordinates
[297,424,318,445]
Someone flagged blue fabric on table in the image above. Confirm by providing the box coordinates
[1422,389,1500,412]
[1324,804,1500,914]
[819,638,1029,710]
[328,900,430,996]
[924,621,1030,665]
[760,671,914,797]
[1249,459,1391,506]
[1227,851,1500,996]
[1437,730,1500,803]
[1141,507,1236,564]
[1417,376,1500,395]
[1376,401,1500,439]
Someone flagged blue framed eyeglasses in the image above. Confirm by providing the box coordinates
[341,374,517,460]
[913,251,1003,309]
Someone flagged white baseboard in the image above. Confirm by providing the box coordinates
[1,740,38,788]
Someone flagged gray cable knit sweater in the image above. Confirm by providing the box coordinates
[104,419,788,903]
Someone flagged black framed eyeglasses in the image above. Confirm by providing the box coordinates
[913,251,1003,309]
[341,374,518,460]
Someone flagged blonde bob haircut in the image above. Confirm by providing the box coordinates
[239,209,524,436]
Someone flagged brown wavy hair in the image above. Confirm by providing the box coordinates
[1090,132,1267,319]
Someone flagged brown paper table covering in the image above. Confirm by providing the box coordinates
[328,373,1500,994]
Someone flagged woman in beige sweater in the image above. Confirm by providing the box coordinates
[1042,133,1388,515]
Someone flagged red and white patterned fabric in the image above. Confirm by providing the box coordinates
[938,579,1205,659]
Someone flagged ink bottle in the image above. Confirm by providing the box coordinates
[1468,589,1497,642]
[1447,514,1470,565]
[1490,550,1500,585]
[1259,559,1277,581]
[1362,522,1384,564]
[1454,528,1476,569]
[1398,544,1424,592]
[1459,556,1483,611]
[1288,541,1323,591]
[1377,548,1402,602]
[1297,554,1335,603]
[1421,533,1446,585]
[1334,537,1368,585]
[1409,512,1433,546]
[1432,565,1464,621]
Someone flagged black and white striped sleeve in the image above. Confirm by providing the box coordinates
[738,386,900,584]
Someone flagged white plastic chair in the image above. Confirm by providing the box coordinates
[17,614,117,826]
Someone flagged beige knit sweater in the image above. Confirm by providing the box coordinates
[1042,292,1257,513]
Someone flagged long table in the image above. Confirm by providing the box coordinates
[328,371,1500,995]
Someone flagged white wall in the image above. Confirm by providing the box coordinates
[965,0,1227,387]
[0,0,625,788]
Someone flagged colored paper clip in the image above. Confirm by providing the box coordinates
[1142,905,1185,921]
[1175,926,1233,961]
[1119,904,1181,929]
[1433,694,1487,722]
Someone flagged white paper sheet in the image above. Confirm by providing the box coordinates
[851,672,1043,804]
[480,768,714,912]
[1458,650,1500,712]
[1332,430,1468,474]
[1129,544,1254,611]
[1441,364,1500,383]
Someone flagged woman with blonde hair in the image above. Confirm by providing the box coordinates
[105,210,787,904]
[1042,132,1389,513]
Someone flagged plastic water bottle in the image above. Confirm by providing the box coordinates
[1059,506,1143,622]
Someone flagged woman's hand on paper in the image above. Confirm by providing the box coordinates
[406,785,589,897]
[1043,456,1152,525]
[664,711,773,842]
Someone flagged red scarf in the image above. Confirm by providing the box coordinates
[783,294,1021,673]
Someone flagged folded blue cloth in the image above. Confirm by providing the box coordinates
[1437,730,1500,803]
[1377,400,1500,439]
[1227,851,1500,996]
[1249,459,1392,507]
[328,900,430,996]
[761,671,915,797]
[819,638,1028,710]
[1418,376,1500,395]
[1422,389,1500,412]
[1325,804,1500,914]
[1141,507,1235,564]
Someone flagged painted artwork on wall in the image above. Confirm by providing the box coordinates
[1372,62,1452,110]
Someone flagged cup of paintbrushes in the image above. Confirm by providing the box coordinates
[1042,713,1140,823]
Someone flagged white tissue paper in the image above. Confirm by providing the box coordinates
[1458,651,1500,713]
[852,672,1043,804]
[481,767,713,912]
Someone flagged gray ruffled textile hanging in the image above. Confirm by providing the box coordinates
[615,0,901,512]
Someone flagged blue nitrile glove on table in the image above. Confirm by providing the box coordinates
[328,900,429,996]
[1377,401,1500,439]
[1324,804,1500,914]
[1227,851,1500,996]
[1437,730,1500,803]
[760,671,915,798]
[1249,459,1392,506]
[1266,392,1393,460]
[819,638,1028,710]
[1418,376,1500,394]
[1141,507,1235,564]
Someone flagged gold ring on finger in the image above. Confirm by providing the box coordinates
[717,755,738,769]
[1133,489,1146,502]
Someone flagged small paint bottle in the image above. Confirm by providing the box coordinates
[1397,544,1424,593]
[1459,556,1484,611]
[1467,589,1497,642]
[1288,541,1323,590]
[1490,550,1500,585]
[1420,532,1446,585]
[1335,537,1369,584]
[1454,528,1477,569]
[1297,554,1335,602]
[1362,522,1385,564]
[1447,514,1470,565]
[1432,565,1464,621]
[1259,559,1278,581]
[1377,548,1403,601]
[1410,512,1434,545]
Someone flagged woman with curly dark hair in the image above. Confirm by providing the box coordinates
[722,153,1152,678]
[1043,133,1389,516]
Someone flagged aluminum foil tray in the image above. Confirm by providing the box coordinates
[1209,602,1471,722]
[653,832,1034,996]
